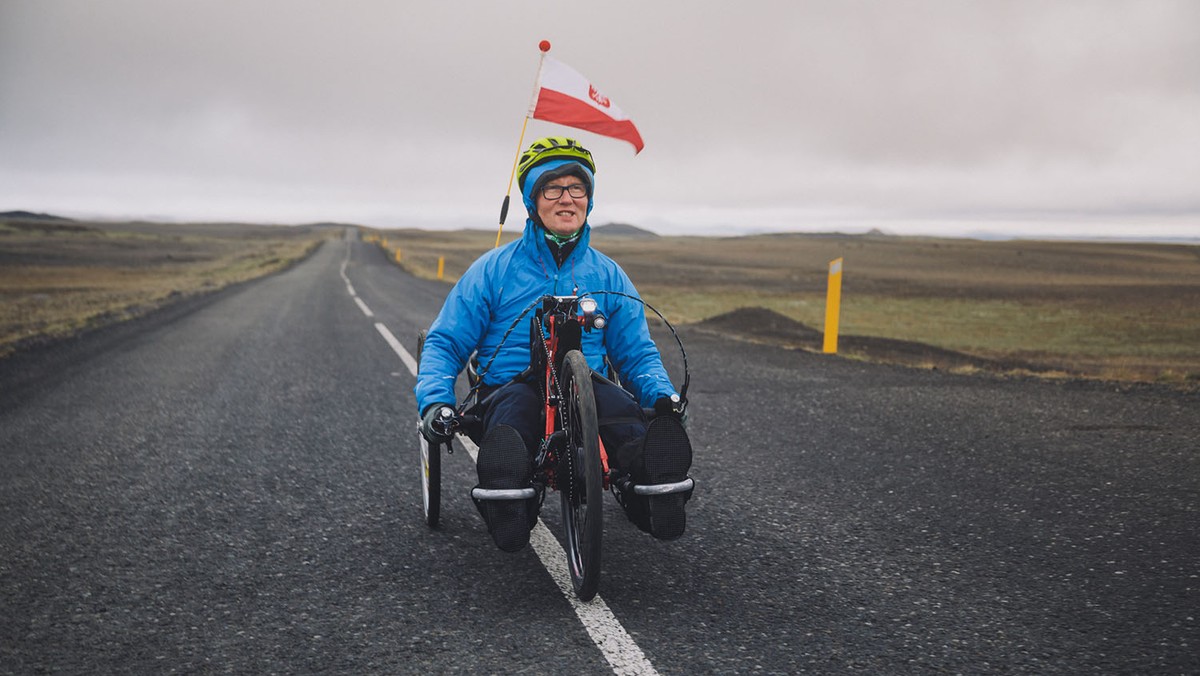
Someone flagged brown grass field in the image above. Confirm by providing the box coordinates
[3,214,1197,388]
[0,216,332,357]
[369,225,1200,388]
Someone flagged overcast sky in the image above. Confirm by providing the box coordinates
[2,0,1198,239]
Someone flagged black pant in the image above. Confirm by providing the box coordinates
[476,375,647,471]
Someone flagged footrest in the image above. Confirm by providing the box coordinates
[632,477,694,496]
[471,487,537,501]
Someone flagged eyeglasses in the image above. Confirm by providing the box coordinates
[540,183,589,200]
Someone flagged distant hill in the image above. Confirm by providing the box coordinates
[0,210,74,222]
[592,222,659,238]
[297,222,364,230]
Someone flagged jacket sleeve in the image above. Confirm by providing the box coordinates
[601,265,677,408]
[414,257,493,414]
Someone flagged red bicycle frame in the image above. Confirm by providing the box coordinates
[540,311,612,491]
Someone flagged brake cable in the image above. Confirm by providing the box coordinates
[580,290,690,409]
[454,294,547,416]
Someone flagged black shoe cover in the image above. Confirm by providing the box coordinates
[473,425,535,553]
[642,416,693,540]
[615,476,652,534]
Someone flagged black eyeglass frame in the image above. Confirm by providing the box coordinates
[539,183,589,200]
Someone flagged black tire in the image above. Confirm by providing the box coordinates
[560,350,603,601]
[417,330,440,528]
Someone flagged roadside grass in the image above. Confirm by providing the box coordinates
[5,217,1195,387]
[362,227,519,281]
[372,227,1200,386]
[0,219,329,356]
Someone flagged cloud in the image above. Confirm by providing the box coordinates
[1,0,1197,238]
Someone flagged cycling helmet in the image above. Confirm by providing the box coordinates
[516,137,596,193]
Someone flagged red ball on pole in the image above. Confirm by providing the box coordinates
[539,40,551,52]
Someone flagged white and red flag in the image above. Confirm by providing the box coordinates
[530,56,645,154]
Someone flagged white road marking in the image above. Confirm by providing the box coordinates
[527,520,659,675]
[455,431,481,462]
[339,251,351,284]
[373,322,418,376]
[446,434,656,674]
[344,239,658,675]
[354,297,375,317]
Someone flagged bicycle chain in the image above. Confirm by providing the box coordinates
[536,317,575,503]
[535,316,568,430]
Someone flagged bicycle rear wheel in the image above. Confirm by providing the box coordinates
[560,350,603,601]
[417,330,440,528]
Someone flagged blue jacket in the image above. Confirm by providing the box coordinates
[415,163,676,414]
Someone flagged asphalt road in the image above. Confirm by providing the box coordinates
[2,232,1197,674]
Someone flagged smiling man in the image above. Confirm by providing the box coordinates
[415,137,694,553]
[537,173,588,243]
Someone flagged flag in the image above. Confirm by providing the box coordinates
[530,56,645,154]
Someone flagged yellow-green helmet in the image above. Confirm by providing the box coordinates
[516,137,596,192]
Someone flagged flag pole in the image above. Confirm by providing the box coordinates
[495,40,551,249]
[495,116,530,249]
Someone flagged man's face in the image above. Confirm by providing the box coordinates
[536,174,588,237]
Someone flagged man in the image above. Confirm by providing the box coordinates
[415,137,693,552]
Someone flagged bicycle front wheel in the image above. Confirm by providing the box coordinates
[560,350,603,601]
[417,330,440,528]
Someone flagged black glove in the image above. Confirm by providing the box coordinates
[653,395,688,428]
[420,403,455,444]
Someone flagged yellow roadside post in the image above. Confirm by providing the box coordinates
[395,248,402,263]
[823,257,843,354]
[382,237,389,249]
[437,256,445,280]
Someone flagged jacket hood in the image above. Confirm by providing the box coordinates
[521,158,595,225]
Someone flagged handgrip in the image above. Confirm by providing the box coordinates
[499,195,511,226]
[431,406,456,435]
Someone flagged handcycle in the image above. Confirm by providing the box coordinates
[416,293,693,601]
